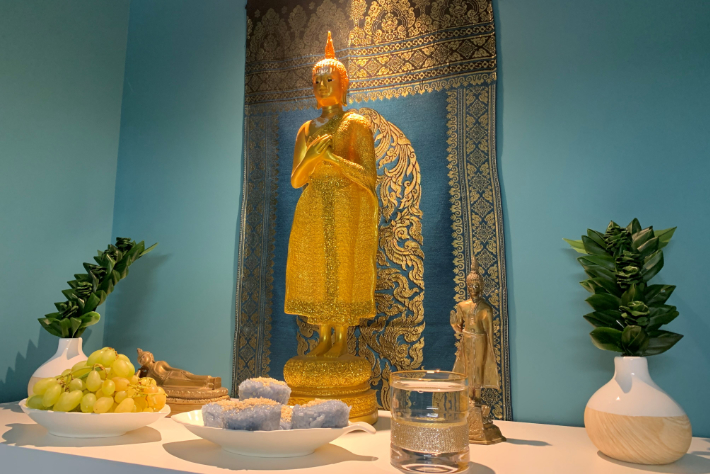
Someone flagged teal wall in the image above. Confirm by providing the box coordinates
[105,0,247,393]
[1,0,708,438]
[496,0,710,435]
[0,1,130,401]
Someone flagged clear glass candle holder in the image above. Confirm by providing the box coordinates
[390,370,469,473]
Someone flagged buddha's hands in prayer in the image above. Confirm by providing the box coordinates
[301,134,332,173]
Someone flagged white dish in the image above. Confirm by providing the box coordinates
[20,399,170,438]
[172,409,376,457]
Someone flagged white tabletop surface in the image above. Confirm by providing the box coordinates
[1,402,709,474]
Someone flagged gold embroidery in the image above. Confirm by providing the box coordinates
[244,0,496,106]
[446,83,509,419]
[296,108,425,409]
[232,108,279,389]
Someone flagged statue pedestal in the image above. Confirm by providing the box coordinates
[163,387,229,416]
[468,399,506,445]
[283,354,378,425]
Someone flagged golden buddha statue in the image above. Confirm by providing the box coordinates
[282,32,379,423]
[451,258,505,444]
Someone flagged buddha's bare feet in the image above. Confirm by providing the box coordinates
[323,341,346,358]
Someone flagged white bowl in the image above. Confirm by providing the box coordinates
[172,409,376,457]
[20,399,170,438]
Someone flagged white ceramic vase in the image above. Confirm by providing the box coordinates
[585,356,692,465]
[27,338,87,397]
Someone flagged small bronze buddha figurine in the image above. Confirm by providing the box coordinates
[451,258,505,444]
[137,349,228,415]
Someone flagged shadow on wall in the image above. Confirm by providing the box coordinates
[105,253,169,358]
[0,330,55,402]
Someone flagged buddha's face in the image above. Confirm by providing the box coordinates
[467,279,483,298]
[313,66,343,108]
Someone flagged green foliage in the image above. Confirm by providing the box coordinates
[565,220,681,357]
[39,238,157,338]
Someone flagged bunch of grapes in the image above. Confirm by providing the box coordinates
[27,347,167,414]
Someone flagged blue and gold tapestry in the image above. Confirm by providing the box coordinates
[233,0,511,420]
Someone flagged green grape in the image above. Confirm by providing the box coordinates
[114,391,127,404]
[71,360,88,372]
[113,377,130,391]
[68,378,85,391]
[93,396,114,414]
[101,379,116,396]
[117,354,130,363]
[86,370,102,392]
[126,361,136,377]
[115,398,135,413]
[80,393,97,413]
[27,395,47,410]
[87,349,104,366]
[54,390,83,412]
[61,369,72,377]
[99,349,117,367]
[42,383,62,408]
[32,377,58,396]
[112,360,132,378]
[72,366,92,379]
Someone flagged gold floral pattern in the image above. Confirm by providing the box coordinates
[236,0,510,420]
[232,108,279,386]
[446,79,510,419]
[244,0,496,105]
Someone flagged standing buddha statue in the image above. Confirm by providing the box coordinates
[451,257,506,444]
[282,32,379,424]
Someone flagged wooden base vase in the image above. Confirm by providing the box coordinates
[585,356,691,465]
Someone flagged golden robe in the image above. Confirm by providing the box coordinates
[285,111,379,326]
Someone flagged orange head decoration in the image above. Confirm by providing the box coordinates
[312,32,349,107]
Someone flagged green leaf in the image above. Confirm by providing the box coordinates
[643,330,683,356]
[61,289,76,300]
[95,289,108,307]
[140,242,158,257]
[620,284,642,306]
[80,311,101,328]
[586,230,607,249]
[631,227,654,251]
[637,237,659,259]
[69,317,82,337]
[38,318,63,337]
[645,285,676,306]
[58,318,72,338]
[641,250,664,282]
[579,255,616,271]
[582,265,617,283]
[590,327,624,352]
[582,278,622,296]
[586,293,621,311]
[564,238,587,254]
[627,218,642,234]
[646,305,679,330]
[584,311,624,329]
[655,227,676,250]
[82,293,101,313]
[582,236,608,256]
[621,325,649,355]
